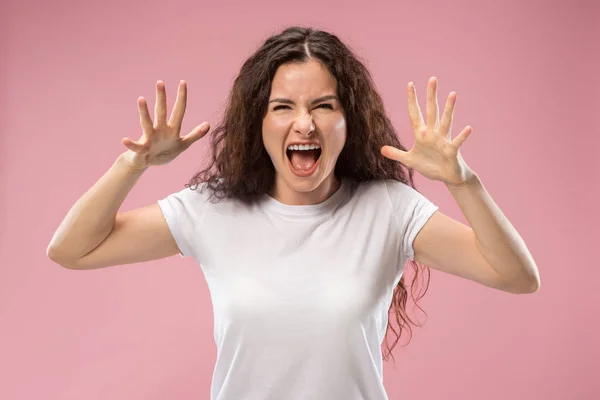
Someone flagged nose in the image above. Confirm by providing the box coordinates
[293,113,315,137]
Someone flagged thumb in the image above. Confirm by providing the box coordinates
[181,122,211,148]
[381,145,410,165]
[122,137,145,153]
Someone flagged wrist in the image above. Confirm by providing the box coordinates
[116,151,149,174]
[445,171,480,192]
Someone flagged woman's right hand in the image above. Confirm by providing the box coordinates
[121,80,210,171]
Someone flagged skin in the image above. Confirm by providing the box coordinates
[48,70,540,294]
[262,59,347,206]
[382,77,540,293]
[262,65,541,293]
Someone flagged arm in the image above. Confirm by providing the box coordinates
[46,153,179,270]
[47,80,209,270]
[413,174,540,294]
[381,77,540,294]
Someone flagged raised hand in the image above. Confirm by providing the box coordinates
[122,80,210,170]
[381,77,475,187]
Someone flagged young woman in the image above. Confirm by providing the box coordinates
[47,26,540,400]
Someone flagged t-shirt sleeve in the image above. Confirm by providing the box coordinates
[157,185,207,259]
[384,180,439,261]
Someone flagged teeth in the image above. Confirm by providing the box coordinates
[287,144,321,151]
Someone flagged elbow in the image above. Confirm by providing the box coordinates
[46,245,82,270]
[527,274,541,293]
[496,258,541,294]
[505,273,541,294]
[523,264,541,293]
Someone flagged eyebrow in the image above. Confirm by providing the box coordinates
[268,95,339,105]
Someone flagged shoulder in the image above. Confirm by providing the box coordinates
[158,181,233,221]
[353,178,438,222]
[163,182,263,218]
[160,183,211,206]
[351,178,425,204]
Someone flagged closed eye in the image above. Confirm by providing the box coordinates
[272,103,333,111]
[316,103,333,110]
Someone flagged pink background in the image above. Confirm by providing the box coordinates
[1,0,598,399]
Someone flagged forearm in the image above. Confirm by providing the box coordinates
[446,174,540,292]
[47,152,147,261]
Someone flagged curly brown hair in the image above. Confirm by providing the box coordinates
[188,26,430,364]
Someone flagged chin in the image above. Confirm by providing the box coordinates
[283,168,325,192]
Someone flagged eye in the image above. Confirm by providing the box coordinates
[273,105,290,111]
[316,103,333,110]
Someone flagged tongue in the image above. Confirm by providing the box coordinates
[290,150,318,171]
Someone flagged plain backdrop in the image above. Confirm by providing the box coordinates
[1,0,598,399]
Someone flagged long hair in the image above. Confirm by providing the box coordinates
[188,26,430,364]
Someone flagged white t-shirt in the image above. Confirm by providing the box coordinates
[158,178,438,400]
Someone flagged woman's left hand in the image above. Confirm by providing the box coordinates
[381,77,475,187]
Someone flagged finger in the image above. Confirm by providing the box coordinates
[154,80,167,126]
[407,82,425,131]
[168,80,187,128]
[181,122,211,148]
[426,77,439,129]
[440,91,457,138]
[451,126,472,148]
[381,145,410,165]
[122,137,144,153]
[137,97,153,133]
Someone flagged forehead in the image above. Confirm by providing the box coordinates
[270,59,338,97]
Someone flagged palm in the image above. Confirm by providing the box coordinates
[133,134,183,166]
[405,127,467,184]
[122,80,210,170]
[381,77,473,186]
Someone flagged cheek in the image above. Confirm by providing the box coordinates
[328,117,347,152]
[261,118,287,159]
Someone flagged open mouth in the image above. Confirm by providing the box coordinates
[286,145,322,176]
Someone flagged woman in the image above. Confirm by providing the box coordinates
[47,26,540,400]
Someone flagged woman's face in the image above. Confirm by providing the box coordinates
[262,59,347,205]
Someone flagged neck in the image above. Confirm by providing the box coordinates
[270,174,341,206]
